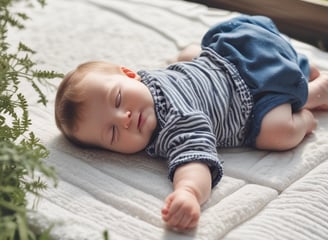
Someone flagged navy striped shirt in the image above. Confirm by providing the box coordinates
[138,48,253,187]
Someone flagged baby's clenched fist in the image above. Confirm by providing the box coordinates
[162,188,200,231]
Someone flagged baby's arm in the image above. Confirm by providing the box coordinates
[161,162,211,230]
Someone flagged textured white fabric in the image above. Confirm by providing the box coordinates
[9,0,328,239]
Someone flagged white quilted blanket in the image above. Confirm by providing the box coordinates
[11,0,328,239]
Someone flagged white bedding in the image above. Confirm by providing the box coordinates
[11,0,328,239]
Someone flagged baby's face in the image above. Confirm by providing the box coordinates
[74,71,157,154]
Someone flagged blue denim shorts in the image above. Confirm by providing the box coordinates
[201,15,310,147]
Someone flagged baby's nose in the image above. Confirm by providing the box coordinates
[122,111,132,129]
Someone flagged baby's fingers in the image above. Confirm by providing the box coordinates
[165,202,200,230]
[162,190,201,230]
[162,198,182,222]
[166,208,198,230]
[165,207,186,228]
[161,194,175,221]
[175,213,195,230]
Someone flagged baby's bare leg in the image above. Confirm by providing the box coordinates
[304,71,328,110]
[177,44,201,62]
[256,104,317,151]
[168,44,202,63]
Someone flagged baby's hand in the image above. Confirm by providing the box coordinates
[161,188,200,231]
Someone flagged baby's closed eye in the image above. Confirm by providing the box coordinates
[115,90,121,108]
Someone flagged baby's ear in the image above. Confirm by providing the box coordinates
[120,66,141,80]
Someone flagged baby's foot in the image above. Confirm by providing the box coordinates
[309,65,320,81]
[311,72,328,110]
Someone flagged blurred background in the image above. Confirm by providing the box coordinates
[186,0,328,51]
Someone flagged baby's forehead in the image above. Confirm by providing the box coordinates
[79,73,111,93]
[78,92,105,127]
[84,86,106,107]
[81,71,109,84]
[78,70,122,105]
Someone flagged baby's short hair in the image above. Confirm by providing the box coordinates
[55,61,120,146]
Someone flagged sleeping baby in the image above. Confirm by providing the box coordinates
[55,15,328,231]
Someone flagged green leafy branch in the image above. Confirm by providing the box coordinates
[0,0,62,239]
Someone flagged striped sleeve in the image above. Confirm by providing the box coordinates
[163,113,223,188]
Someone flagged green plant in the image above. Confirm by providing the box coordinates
[0,0,62,239]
